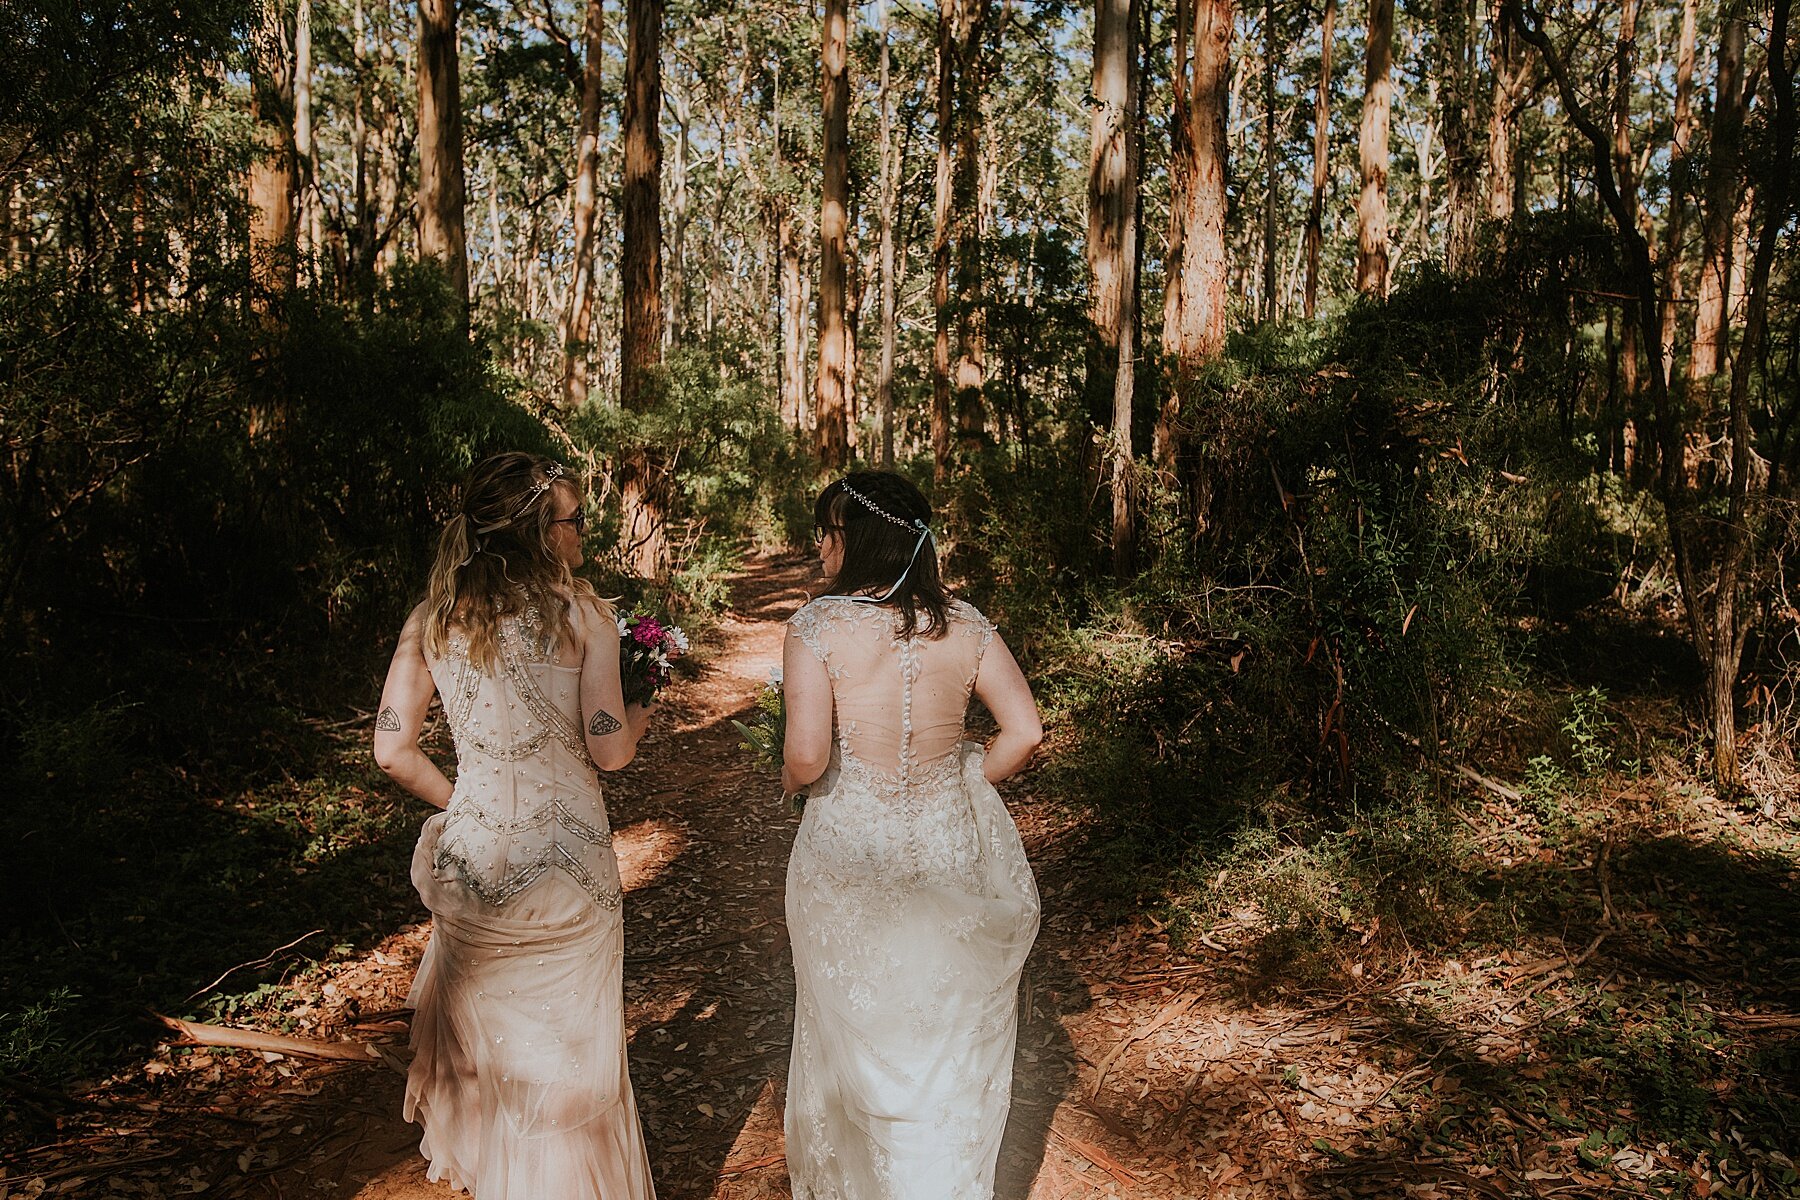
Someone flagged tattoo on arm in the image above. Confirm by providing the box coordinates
[375,706,402,732]
[588,710,622,736]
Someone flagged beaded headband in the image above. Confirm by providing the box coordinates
[839,480,928,534]
[474,462,565,535]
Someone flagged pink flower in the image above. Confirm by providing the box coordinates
[631,616,665,647]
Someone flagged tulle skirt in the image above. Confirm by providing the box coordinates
[785,748,1041,1200]
[405,816,656,1199]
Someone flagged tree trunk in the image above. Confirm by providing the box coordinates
[1303,0,1335,316]
[248,0,297,301]
[1260,0,1278,323]
[668,75,691,348]
[559,0,606,407]
[1090,0,1132,441]
[1690,2,1745,382]
[294,0,318,281]
[1439,0,1480,274]
[779,204,807,430]
[1657,0,1698,382]
[351,0,373,284]
[1614,0,1641,406]
[953,0,992,450]
[1159,0,1232,406]
[1709,0,1796,789]
[1356,0,1392,297]
[876,0,899,468]
[621,0,666,579]
[1486,0,1523,222]
[932,0,957,482]
[816,0,851,469]
[417,0,468,306]
[1110,0,1143,576]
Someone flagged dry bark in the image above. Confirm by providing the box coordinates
[1356,0,1392,298]
[621,0,667,580]
[1303,0,1335,316]
[248,0,297,301]
[1157,0,1232,470]
[815,0,851,469]
[1690,2,1746,382]
[417,0,468,306]
[559,0,607,408]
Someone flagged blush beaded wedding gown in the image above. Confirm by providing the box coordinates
[784,596,1041,1200]
[405,609,655,1199]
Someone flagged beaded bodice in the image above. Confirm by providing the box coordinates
[426,611,620,910]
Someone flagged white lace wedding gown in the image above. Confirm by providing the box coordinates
[785,597,1041,1200]
[404,611,655,1199]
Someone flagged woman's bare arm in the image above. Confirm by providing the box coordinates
[972,633,1043,784]
[575,598,651,771]
[781,626,834,795]
[373,604,454,808]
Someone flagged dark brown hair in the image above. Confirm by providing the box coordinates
[815,471,951,639]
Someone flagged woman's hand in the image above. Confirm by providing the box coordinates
[373,604,455,808]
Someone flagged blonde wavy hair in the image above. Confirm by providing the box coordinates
[423,452,608,671]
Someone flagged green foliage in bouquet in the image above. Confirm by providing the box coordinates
[730,677,796,811]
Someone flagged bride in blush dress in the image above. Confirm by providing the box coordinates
[373,452,656,1200]
[781,470,1043,1200]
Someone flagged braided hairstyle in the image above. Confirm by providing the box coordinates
[814,470,951,639]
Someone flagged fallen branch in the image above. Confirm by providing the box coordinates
[1049,1125,1142,1187]
[1089,991,1200,1097]
[155,1014,381,1062]
[718,1151,785,1177]
[1385,721,1526,805]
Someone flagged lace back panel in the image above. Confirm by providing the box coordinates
[788,597,995,788]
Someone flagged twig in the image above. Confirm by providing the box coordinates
[1088,991,1200,1098]
[0,1075,260,1126]
[186,929,326,1001]
[24,1150,183,1184]
[1048,1125,1142,1187]
[1595,837,1618,927]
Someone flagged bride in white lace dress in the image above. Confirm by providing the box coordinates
[373,453,656,1199]
[781,471,1043,1200]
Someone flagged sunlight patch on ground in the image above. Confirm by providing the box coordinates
[614,816,687,894]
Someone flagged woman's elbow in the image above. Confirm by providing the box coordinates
[1012,717,1044,752]
[593,743,636,772]
[372,738,407,775]
[786,747,830,783]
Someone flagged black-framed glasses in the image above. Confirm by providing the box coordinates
[552,510,588,534]
[812,524,842,546]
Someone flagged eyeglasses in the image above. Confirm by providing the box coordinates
[812,524,842,546]
[551,510,587,534]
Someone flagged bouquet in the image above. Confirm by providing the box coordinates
[618,612,688,706]
[731,670,797,811]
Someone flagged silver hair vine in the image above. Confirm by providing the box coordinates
[474,462,566,535]
[839,481,927,536]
